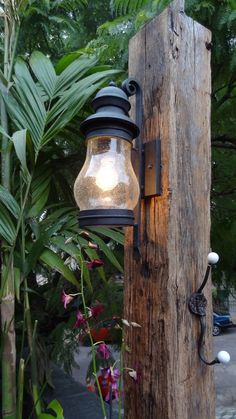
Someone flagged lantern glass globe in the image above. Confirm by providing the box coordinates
[74,136,140,211]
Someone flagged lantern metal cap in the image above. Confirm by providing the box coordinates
[80,82,139,142]
[92,82,131,112]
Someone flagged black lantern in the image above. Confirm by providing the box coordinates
[74,82,140,227]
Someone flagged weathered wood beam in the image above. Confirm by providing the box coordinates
[124,1,214,418]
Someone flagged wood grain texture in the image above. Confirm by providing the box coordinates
[124,2,213,418]
[170,0,185,12]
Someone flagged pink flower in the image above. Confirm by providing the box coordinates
[88,241,98,249]
[98,367,120,401]
[61,290,74,309]
[90,303,105,319]
[97,343,110,360]
[87,259,104,270]
[74,310,85,328]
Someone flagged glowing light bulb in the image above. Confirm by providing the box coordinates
[95,158,118,191]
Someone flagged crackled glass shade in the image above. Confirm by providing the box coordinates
[74,136,139,211]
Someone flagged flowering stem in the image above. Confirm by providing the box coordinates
[118,327,124,419]
[78,255,107,419]
[109,385,113,419]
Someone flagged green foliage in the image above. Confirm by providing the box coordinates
[8,0,112,61]
[211,148,236,287]
[2,52,120,157]
[0,202,16,244]
[38,399,64,419]
[184,0,236,287]
[114,0,148,15]
[0,43,124,416]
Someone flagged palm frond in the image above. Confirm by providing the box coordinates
[114,0,149,15]
[2,52,121,158]
[0,203,16,245]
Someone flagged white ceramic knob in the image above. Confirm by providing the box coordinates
[207,252,219,265]
[217,350,230,365]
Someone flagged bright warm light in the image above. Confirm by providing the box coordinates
[74,136,140,211]
[95,158,118,191]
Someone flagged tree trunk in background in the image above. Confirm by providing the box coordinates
[1,3,16,418]
[1,290,16,419]
[124,1,214,418]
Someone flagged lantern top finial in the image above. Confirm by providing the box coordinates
[92,82,131,112]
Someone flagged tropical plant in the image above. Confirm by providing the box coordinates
[0,0,90,61]
[0,2,123,415]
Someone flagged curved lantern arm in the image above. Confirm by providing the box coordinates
[122,78,143,260]
[122,78,142,150]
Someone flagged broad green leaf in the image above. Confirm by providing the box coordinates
[0,69,8,87]
[47,400,64,418]
[85,65,113,75]
[40,249,79,288]
[88,226,124,245]
[28,188,50,218]
[47,68,120,125]
[0,125,12,140]
[43,69,121,144]
[7,58,47,155]
[5,53,121,158]
[54,55,97,95]
[55,52,86,74]
[30,52,57,99]
[0,185,20,219]
[50,236,93,291]
[0,203,16,245]
[12,129,29,174]
[28,167,52,217]
[50,236,81,259]
[85,231,123,272]
[31,168,52,202]
[25,232,50,275]
[38,399,64,419]
[43,206,75,223]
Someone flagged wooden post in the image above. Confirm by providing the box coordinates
[124,1,214,418]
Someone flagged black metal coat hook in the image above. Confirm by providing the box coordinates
[189,252,230,366]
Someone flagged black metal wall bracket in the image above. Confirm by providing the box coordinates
[189,253,230,366]
[122,78,162,260]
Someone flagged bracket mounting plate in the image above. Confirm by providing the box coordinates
[143,139,162,197]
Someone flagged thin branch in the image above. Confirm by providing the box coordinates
[212,136,236,150]
[213,188,236,197]
[216,78,236,108]
[212,142,236,150]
